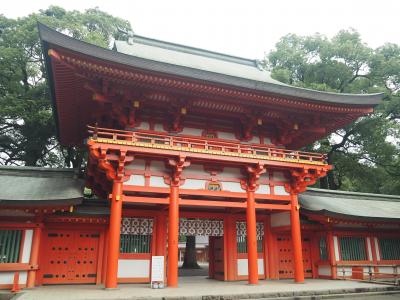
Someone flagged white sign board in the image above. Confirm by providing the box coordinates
[151,256,165,288]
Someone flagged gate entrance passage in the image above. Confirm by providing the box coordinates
[277,235,312,279]
[178,218,224,280]
[40,229,101,284]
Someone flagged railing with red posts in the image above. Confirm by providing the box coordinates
[87,125,328,165]
[337,264,400,286]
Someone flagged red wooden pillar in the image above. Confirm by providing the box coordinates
[327,230,337,279]
[105,181,123,289]
[26,224,42,288]
[246,189,258,285]
[264,215,278,279]
[156,214,167,256]
[208,237,215,278]
[156,214,167,283]
[224,215,236,281]
[290,194,304,283]
[167,184,179,287]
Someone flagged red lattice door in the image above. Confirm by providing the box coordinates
[40,229,100,284]
[277,235,312,279]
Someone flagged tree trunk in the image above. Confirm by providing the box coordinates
[181,236,200,269]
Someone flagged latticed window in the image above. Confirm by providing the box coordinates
[378,238,400,260]
[120,235,151,253]
[120,218,153,254]
[319,237,328,261]
[339,237,367,261]
[237,235,263,253]
[207,182,222,191]
[0,230,22,263]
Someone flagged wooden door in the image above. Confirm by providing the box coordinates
[277,235,312,279]
[40,229,100,284]
[209,236,224,280]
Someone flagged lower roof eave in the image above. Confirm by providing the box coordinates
[303,209,400,224]
[0,198,83,207]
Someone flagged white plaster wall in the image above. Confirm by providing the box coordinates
[367,237,373,261]
[21,229,33,264]
[154,123,166,132]
[149,161,166,172]
[333,236,339,261]
[263,137,272,144]
[274,186,289,195]
[318,266,332,276]
[374,237,381,261]
[183,164,208,176]
[242,136,260,144]
[181,127,202,136]
[273,171,287,182]
[125,175,145,186]
[222,167,242,178]
[256,184,271,195]
[271,212,290,227]
[0,271,27,285]
[126,159,146,170]
[150,176,169,188]
[237,258,264,276]
[337,267,352,277]
[118,259,150,278]
[137,121,150,130]
[378,266,400,274]
[217,131,236,140]
[221,181,243,192]
[181,179,206,190]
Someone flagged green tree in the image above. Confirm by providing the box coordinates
[0,6,132,167]
[266,29,400,194]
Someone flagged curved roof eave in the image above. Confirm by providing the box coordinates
[299,188,400,220]
[38,23,383,106]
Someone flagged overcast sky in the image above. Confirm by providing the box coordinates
[3,0,400,59]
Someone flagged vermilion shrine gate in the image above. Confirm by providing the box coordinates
[2,24,398,292]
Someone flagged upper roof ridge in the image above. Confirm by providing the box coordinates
[122,33,258,67]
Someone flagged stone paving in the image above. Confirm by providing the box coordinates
[13,277,400,300]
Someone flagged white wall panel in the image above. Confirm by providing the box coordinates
[0,272,27,284]
[126,159,146,170]
[125,175,145,186]
[221,181,243,192]
[149,161,166,172]
[154,123,166,132]
[237,258,264,275]
[181,179,206,190]
[273,171,287,182]
[118,259,150,278]
[318,266,331,276]
[21,229,33,263]
[222,167,242,178]
[337,267,352,277]
[367,237,373,261]
[333,236,339,261]
[374,237,381,261]
[181,127,202,136]
[256,184,270,195]
[150,176,169,188]
[274,186,289,195]
[271,212,290,227]
[183,164,208,176]
[217,131,236,140]
[137,121,150,130]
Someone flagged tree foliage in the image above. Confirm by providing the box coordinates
[266,29,400,194]
[0,6,131,167]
